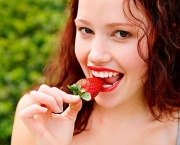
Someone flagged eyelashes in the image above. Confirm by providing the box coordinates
[78,27,94,35]
[112,30,131,38]
[77,27,132,39]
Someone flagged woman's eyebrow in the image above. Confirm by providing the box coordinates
[105,22,134,28]
[74,19,91,25]
[75,19,134,27]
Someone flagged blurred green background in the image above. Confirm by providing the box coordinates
[0,0,68,144]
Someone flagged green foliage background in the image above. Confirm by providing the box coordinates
[0,0,68,144]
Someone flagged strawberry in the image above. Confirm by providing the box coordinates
[68,78,104,101]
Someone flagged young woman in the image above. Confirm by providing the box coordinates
[11,0,180,144]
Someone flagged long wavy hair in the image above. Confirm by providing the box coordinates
[43,0,180,134]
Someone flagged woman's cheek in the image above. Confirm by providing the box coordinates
[75,38,89,71]
[75,39,84,61]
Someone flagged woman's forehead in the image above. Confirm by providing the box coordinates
[77,0,149,28]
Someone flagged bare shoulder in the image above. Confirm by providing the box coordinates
[11,93,36,145]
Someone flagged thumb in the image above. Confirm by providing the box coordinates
[62,96,82,122]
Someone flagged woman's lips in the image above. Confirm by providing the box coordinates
[88,66,118,72]
[88,66,124,92]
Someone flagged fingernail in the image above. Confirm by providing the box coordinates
[60,106,63,112]
[42,107,48,112]
[56,107,62,113]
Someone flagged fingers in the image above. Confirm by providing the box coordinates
[38,85,64,111]
[19,104,48,120]
[18,84,83,145]
[62,99,82,122]
[38,85,83,121]
[19,104,48,124]
[48,86,82,121]
[38,84,82,111]
[30,90,61,113]
[19,84,83,127]
[19,104,48,135]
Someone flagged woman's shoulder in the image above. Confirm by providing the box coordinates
[11,93,36,145]
[16,86,39,110]
[18,92,33,107]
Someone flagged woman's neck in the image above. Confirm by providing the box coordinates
[92,97,152,127]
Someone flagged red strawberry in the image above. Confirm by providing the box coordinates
[68,78,104,101]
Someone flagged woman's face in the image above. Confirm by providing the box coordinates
[75,0,149,108]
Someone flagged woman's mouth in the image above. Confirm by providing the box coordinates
[91,70,124,92]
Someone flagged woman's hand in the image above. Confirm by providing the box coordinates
[19,84,82,145]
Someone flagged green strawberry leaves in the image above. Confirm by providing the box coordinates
[68,78,104,104]
[81,92,91,101]
[67,84,91,101]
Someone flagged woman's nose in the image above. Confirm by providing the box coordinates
[88,37,112,64]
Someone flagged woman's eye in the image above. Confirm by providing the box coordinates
[79,27,93,35]
[113,30,130,38]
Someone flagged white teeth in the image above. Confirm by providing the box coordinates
[103,84,113,88]
[94,71,98,76]
[91,70,119,78]
[103,80,119,88]
[113,72,118,76]
[109,72,113,77]
[104,72,109,78]
[99,72,104,78]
